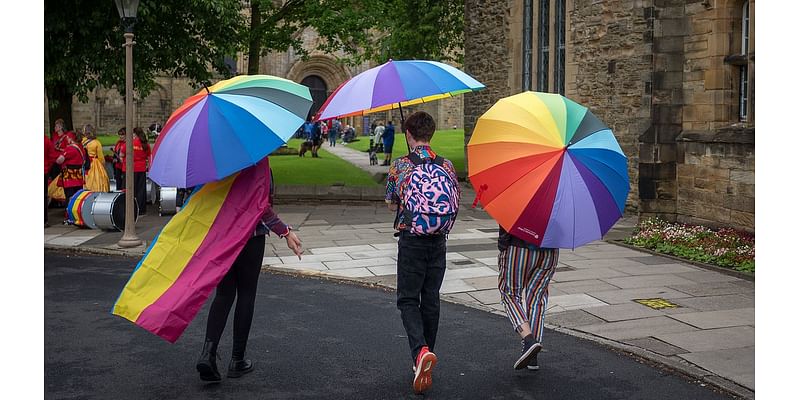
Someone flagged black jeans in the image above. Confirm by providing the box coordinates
[396,231,447,362]
[134,171,147,214]
[113,168,123,189]
[204,234,266,358]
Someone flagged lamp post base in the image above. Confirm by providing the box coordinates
[118,235,143,248]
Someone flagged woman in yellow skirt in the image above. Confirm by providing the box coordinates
[81,124,110,192]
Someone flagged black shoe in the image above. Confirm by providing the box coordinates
[196,339,222,382]
[527,354,539,370]
[514,337,542,370]
[227,358,254,378]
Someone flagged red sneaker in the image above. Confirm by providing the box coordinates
[412,346,437,394]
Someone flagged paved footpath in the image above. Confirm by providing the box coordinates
[44,141,754,398]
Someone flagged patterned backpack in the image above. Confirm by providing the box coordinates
[398,153,460,235]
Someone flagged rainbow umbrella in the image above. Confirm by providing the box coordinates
[150,75,312,187]
[316,59,484,120]
[468,91,630,249]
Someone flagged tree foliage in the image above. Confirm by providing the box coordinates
[44,0,465,129]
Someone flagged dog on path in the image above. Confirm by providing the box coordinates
[369,147,379,165]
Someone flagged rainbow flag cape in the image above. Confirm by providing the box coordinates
[112,157,270,343]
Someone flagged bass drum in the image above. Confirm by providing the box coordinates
[157,187,179,216]
[146,177,158,204]
[66,190,100,228]
[91,192,139,231]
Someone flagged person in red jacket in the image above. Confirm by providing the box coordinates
[55,134,85,223]
[120,127,151,215]
[44,135,59,227]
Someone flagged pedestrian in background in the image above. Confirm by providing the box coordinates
[44,134,59,227]
[310,121,322,157]
[382,120,395,166]
[55,133,86,220]
[373,121,385,153]
[385,111,460,394]
[81,124,110,193]
[196,167,304,382]
[329,118,341,147]
[120,127,151,215]
[496,227,559,371]
[112,128,125,188]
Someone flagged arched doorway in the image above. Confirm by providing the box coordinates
[300,75,328,120]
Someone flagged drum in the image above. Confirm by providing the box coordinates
[146,177,158,204]
[91,192,139,231]
[158,187,179,216]
[109,178,118,192]
[66,190,99,228]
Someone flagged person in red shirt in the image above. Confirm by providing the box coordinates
[44,135,59,227]
[111,128,126,189]
[120,127,151,215]
[55,133,86,222]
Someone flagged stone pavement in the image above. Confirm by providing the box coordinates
[44,199,755,398]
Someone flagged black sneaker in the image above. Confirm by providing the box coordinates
[514,339,542,370]
[526,353,540,370]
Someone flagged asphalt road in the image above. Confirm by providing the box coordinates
[45,251,733,400]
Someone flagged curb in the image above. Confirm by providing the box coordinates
[610,240,755,282]
[48,247,753,398]
[544,325,755,399]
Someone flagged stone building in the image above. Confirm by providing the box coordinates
[45,27,464,138]
[464,0,755,231]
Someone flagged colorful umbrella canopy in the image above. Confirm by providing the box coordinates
[150,75,312,187]
[468,91,630,249]
[316,59,484,120]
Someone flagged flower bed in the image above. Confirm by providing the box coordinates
[624,217,755,274]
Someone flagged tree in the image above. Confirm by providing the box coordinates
[44,0,244,131]
[244,0,464,73]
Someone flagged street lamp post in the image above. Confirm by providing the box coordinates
[116,0,142,248]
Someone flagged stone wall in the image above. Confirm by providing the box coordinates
[463,0,514,174]
[675,128,754,231]
[570,0,654,212]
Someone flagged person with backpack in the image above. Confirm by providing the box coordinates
[385,111,460,395]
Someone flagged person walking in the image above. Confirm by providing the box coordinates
[329,118,341,147]
[373,121,385,153]
[120,127,151,215]
[496,227,559,371]
[196,167,304,382]
[81,124,110,192]
[385,111,460,394]
[310,121,323,157]
[382,120,395,166]
[44,134,59,227]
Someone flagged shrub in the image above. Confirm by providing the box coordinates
[624,217,755,274]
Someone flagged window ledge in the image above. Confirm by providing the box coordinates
[677,126,754,145]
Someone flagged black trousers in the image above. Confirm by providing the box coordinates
[396,231,447,362]
[113,168,123,189]
[134,171,147,214]
[204,235,266,358]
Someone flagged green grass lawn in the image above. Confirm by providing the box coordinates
[269,139,379,186]
[97,135,156,146]
[345,129,466,173]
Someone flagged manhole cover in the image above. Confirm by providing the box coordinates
[634,298,680,310]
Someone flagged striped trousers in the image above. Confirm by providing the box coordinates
[497,245,559,342]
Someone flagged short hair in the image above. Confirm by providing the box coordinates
[404,111,436,142]
[54,118,64,128]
